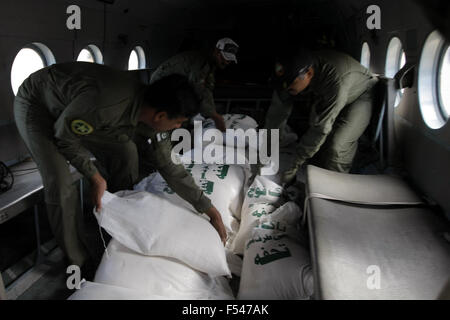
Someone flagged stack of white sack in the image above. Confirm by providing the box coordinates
[193,113,259,136]
[223,114,259,131]
[181,114,259,166]
[68,281,170,300]
[134,163,246,233]
[92,240,234,300]
[134,114,259,232]
[69,191,234,300]
[230,176,284,255]
[237,202,314,300]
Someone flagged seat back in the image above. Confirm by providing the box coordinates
[364,76,397,170]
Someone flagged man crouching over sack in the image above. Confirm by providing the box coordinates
[14,62,227,274]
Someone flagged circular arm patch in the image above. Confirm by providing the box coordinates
[71,119,94,135]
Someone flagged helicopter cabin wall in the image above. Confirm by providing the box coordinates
[352,0,450,217]
[0,0,185,166]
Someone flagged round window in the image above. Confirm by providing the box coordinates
[77,45,103,64]
[418,31,449,129]
[11,43,55,95]
[385,37,406,107]
[128,46,146,70]
[361,42,371,69]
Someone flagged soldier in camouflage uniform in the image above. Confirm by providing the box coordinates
[14,63,227,269]
[151,38,239,132]
[264,49,379,183]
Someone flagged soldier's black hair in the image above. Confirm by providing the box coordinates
[276,46,314,83]
[142,74,200,119]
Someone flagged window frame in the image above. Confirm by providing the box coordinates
[385,37,407,107]
[436,43,450,120]
[77,44,103,64]
[26,43,47,66]
[385,37,405,78]
[418,30,449,129]
[361,42,371,70]
[10,42,55,95]
[128,46,146,70]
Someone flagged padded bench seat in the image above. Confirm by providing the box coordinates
[305,165,450,300]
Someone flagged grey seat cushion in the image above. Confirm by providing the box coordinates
[309,199,450,299]
[306,165,423,205]
[305,165,450,300]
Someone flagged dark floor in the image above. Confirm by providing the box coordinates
[0,205,49,273]
[17,247,75,300]
[1,200,107,300]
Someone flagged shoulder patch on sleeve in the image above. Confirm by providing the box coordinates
[156,132,170,142]
[71,119,94,135]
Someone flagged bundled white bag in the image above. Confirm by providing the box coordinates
[191,113,258,133]
[225,249,243,277]
[231,176,283,254]
[250,201,308,247]
[134,164,246,231]
[225,215,241,250]
[95,191,230,277]
[223,114,259,131]
[68,281,166,300]
[185,113,258,166]
[238,228,313,300]
[94,239,234,300]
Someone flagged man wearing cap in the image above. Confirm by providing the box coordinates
[14,64,228,274]
[264,49,379,183]
[150,38,239,132]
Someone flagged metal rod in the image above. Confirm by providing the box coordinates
[79,178,84,216]
[0,273,6,300]
[33,205,42,265]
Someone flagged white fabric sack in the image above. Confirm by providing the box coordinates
[225,215,241,251]
[134,164,246,231]
[94,239,234,300]
[223,114,259,131]
[225,248,243,277]
[68,281,166,300]
[185,113,258,165]
[222,114,259,152]
[191,113,258,132]
[250,201,308,247]
[238,228,313,300]
[179,146,251,169]
[231,176,283,254]
[196,114,258,147]
[95,191,230,277]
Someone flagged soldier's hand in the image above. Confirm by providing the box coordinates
[90,172,107,212]
[211,112,226,132]
[281,165,299,186]
[205,206,228,245]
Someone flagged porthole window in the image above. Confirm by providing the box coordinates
[361,42,371,69]
[438,45,450,119]
[77,45,103,64]
[128,46,146,70]
[419,30,449,129]
[11,43,55,95]
[385,37,406,107]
